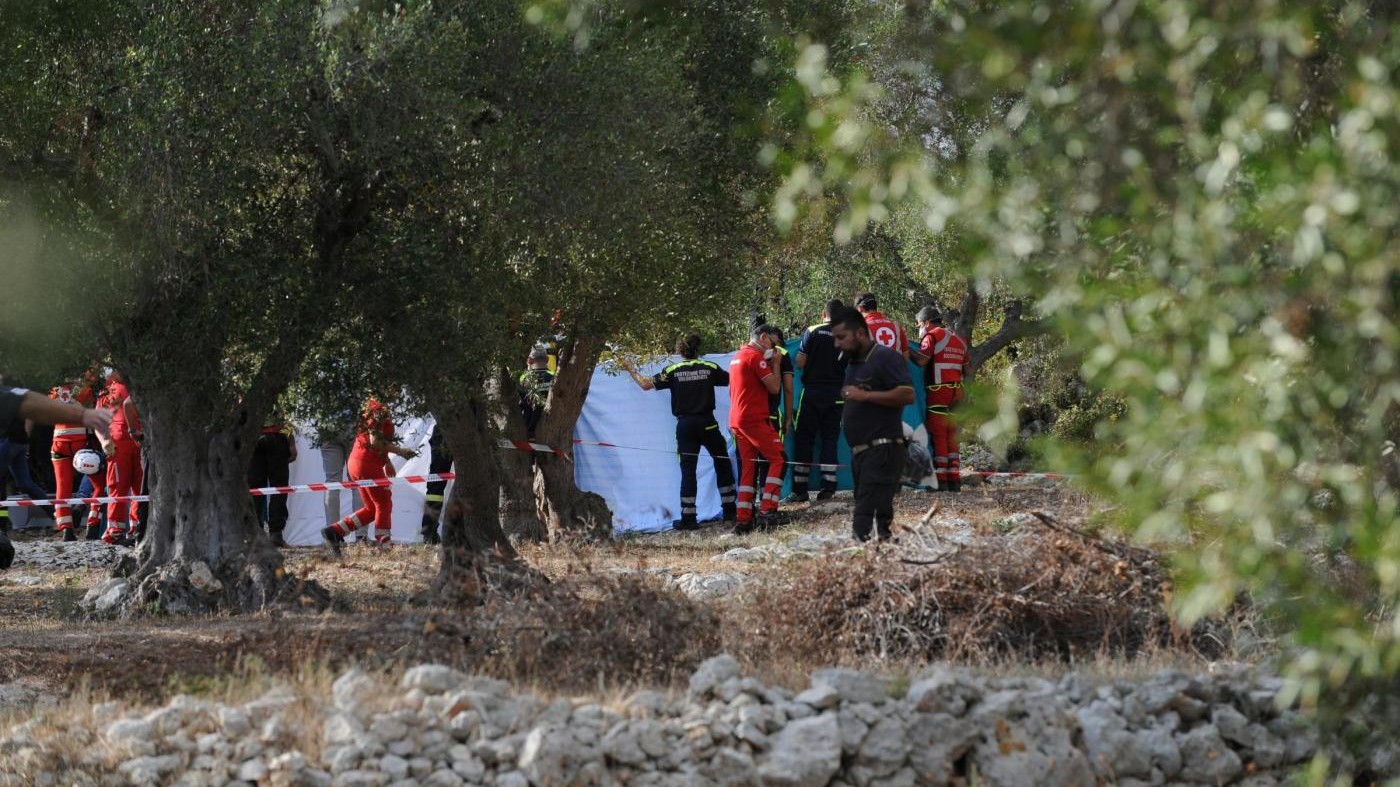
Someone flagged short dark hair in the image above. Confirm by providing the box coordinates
[829,307,868,335]
[855,293,878,311]
[916,306,942,323]
[675,333,702,359]
[763,325,785,342]
[824,299,845,318]
[751,323,776,342]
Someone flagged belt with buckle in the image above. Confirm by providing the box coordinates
[850,437,904,456]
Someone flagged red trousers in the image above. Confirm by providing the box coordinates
[925,383,964,488]
[731,422,784,523]
[329,451,392,543]
[50,438,86,531]
[106,437,143,531]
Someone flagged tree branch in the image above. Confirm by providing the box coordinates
[967,299,1050,379]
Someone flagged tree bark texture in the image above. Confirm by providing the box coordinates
[429,394,522,604]
[102,391,329,618]
[491,368,547,543]
[530,335,612,541]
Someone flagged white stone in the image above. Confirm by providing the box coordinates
[794,684,841,710]
[238,758,269,781]
[118,754,185,783]
[401,665,466,695]
[758,713,842,787]
[105,718,154,746]
[334,668,381,717]
[689,655,742,699]
[218,707,252,737]
[1177,726,1243,784]
[377,753,410,780]
[495,771,530,787]
[811,669,889,705]
[187,560,223,592]
[333,771,390,787]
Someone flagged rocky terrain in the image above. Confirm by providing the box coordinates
[2,654,1361,787]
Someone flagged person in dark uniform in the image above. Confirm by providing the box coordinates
[752,326,794,511]
[421,426,452,545]
[787,299,849,502]
[626,334,737,530]
[831,307,915,542]
[248,417,296,547]
[517,347,556,440]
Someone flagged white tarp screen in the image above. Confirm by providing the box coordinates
[279,341,935,542]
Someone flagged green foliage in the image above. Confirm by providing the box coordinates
[776,0,1400,721]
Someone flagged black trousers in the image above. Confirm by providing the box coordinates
[851,442,902,541]
[248,432,293,530]
[790,384,842,494]
[676,415,736,522]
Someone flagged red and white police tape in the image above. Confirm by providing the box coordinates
[0,443,1067,508]
[0,473,460,509]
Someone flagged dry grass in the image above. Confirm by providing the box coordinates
[0,484,1267,716]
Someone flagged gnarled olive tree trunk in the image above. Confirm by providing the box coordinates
[106,391,329,617]
[491,368,547,543]
[428,392,521,604]
[530,335,612,541]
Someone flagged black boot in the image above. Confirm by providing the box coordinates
[816,486,836,500]
[722,503,737,522]
[0,532,13,570]
[269,528,288,548]
[85,523,103,541]
[673,517,700,532]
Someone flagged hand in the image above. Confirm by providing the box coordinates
[384,461,397,478]
[763,348,775,360]
[842,386,863,403]
[82,407,114,438]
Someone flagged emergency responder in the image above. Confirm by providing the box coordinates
[787,299,849,502]
[626,334,738,530]
[0,383,112,569]
[48,368,101,541]
[99,369,142,545]
[421,427,451,544]
[729,324,786,533]
[913,307,968,491]
[752,326,793,512]
[322,397,418,553]
[518,347,556,440]
[248,416,297,547]
[832,307,915,542]
[855,293,910,360]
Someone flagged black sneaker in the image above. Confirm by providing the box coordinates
[321,526,345,557]
[815,488,836,500]
[782,492,809,504]
[62,528,77,543]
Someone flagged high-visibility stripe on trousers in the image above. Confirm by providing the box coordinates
[731,422,784,523]
[328,451,393,543]
[925,383,964,489]
[50,438,86,532]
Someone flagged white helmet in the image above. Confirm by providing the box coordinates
[73,449,103,476]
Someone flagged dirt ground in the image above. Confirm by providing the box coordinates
[0,482,1227,713]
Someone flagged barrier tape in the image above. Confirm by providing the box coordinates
[0,443,1067,508]
[0,473,459,509]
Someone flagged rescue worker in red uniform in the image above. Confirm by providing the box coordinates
[913,307,968,491]
[48,368,101,541]
[321,398,417,553]
[729,324,785,533]
[855,293,910,361]
[100,369,143,544]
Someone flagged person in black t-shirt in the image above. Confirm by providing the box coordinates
[517,348,556,440]
[832,308,915,542]
[626,334,737,530]
[787,299,849,502]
